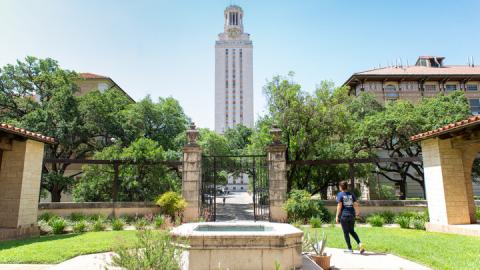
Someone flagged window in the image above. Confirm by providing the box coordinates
[469,99,480,115]
[384,84,396,92]
[384,84,398,99]
[241,187,244,190]
[225,49,228,55]
[424,84,436,92]
[467,84,478,92]
[445,84,457,92]
[98,83,109,92]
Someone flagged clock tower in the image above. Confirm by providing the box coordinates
[215,5,254,133]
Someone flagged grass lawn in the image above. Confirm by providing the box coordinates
[0,231,137,264]
[310,227,480,270]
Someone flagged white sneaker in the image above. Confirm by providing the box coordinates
[344,249,353,253]
[359,243,365,254]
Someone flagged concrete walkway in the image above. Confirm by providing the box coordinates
[0,248,432,270]
[325,248,432,270]
[215,192,254,221]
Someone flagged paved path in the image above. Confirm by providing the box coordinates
[325,248,432,270]
[0,248,432,270]
[215,192,254,221]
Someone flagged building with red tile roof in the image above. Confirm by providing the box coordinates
[344,56,480,114]
[0,123,55,144]
[410,115,480,142]
[77,72,135,102]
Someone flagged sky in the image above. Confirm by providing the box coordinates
[1,0,479,129]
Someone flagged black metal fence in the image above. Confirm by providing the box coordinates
[42,158,182,202]
[287,157,424,199]
[200,155,270,221]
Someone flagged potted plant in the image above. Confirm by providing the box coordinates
[303,231,331,270]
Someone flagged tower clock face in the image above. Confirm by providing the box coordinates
[227,28,241,38]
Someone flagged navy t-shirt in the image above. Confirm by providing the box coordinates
[336,191,356,216]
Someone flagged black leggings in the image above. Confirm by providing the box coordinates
[340,215,361,249]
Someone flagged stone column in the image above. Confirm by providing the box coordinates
[267,126,288,222]
[0,139,44,238]
[422,137,477,225]
[182,124,201,222]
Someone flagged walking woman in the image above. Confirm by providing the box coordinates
[335,181,365,254]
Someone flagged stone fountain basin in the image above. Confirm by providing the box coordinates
[171,221,303,270]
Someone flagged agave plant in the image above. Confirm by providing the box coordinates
[303,231,327,256]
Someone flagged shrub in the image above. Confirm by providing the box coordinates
[38,220,52,235]
[156,192,187,221]
[309,216,323,228]
[395,216,411,229]
[111,218,125,231]
[49,217,66,234]
[73,220,89,233]
[284,189,332,223]
[135,218,149,230]
[378,211,396,224]
[412,218,426,230]
[366,215,385,227]
[154,215,165,229]
[112,230,183,270]
[476,207,480,220]
[92,219,106,231]
[88,214,107,222]
[291,220,303,229]
[69,213,87,222]
[38,212,58,222]
[398,211,417,219]
[121,215,136,224]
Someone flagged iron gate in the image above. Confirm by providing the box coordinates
[200,155,270,221]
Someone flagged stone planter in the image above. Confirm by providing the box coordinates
[310,254,331,270]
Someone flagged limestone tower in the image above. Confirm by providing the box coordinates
[215,5,254,133]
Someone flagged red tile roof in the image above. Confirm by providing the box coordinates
[410,115,480,142]
[79,73,109,79]
[0,124,55,144]
[355,65,480,76]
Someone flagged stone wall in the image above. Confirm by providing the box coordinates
[38,202,160,218]
[322,200,429,216]
[38,200,480,219]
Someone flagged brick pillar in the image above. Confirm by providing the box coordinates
[182,124,201,222]
[422,138,477,225]
[0,139,44,231]
[267,126,288,222]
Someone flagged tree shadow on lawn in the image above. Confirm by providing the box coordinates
[0,233,78,250]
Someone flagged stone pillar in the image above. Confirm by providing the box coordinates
[267,126,288,222]
[182,124,201,222]
[422,138,477,225]
[0,139,44,236]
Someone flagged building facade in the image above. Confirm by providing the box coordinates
[345,56,480,113]
[344,56,480,198]
[215,5,254,133]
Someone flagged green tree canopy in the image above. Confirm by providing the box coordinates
[73,138,180,202]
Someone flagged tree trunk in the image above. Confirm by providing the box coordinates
[320,187,328,200]
[51,188,62,202]
[399,178,407,200]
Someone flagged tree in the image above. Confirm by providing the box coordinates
[261,74,363,196]
[224,124,253,155]
[73,138,180,202]
[0,57,134,201]
[120,96,189,151]
[354,91,471,198]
